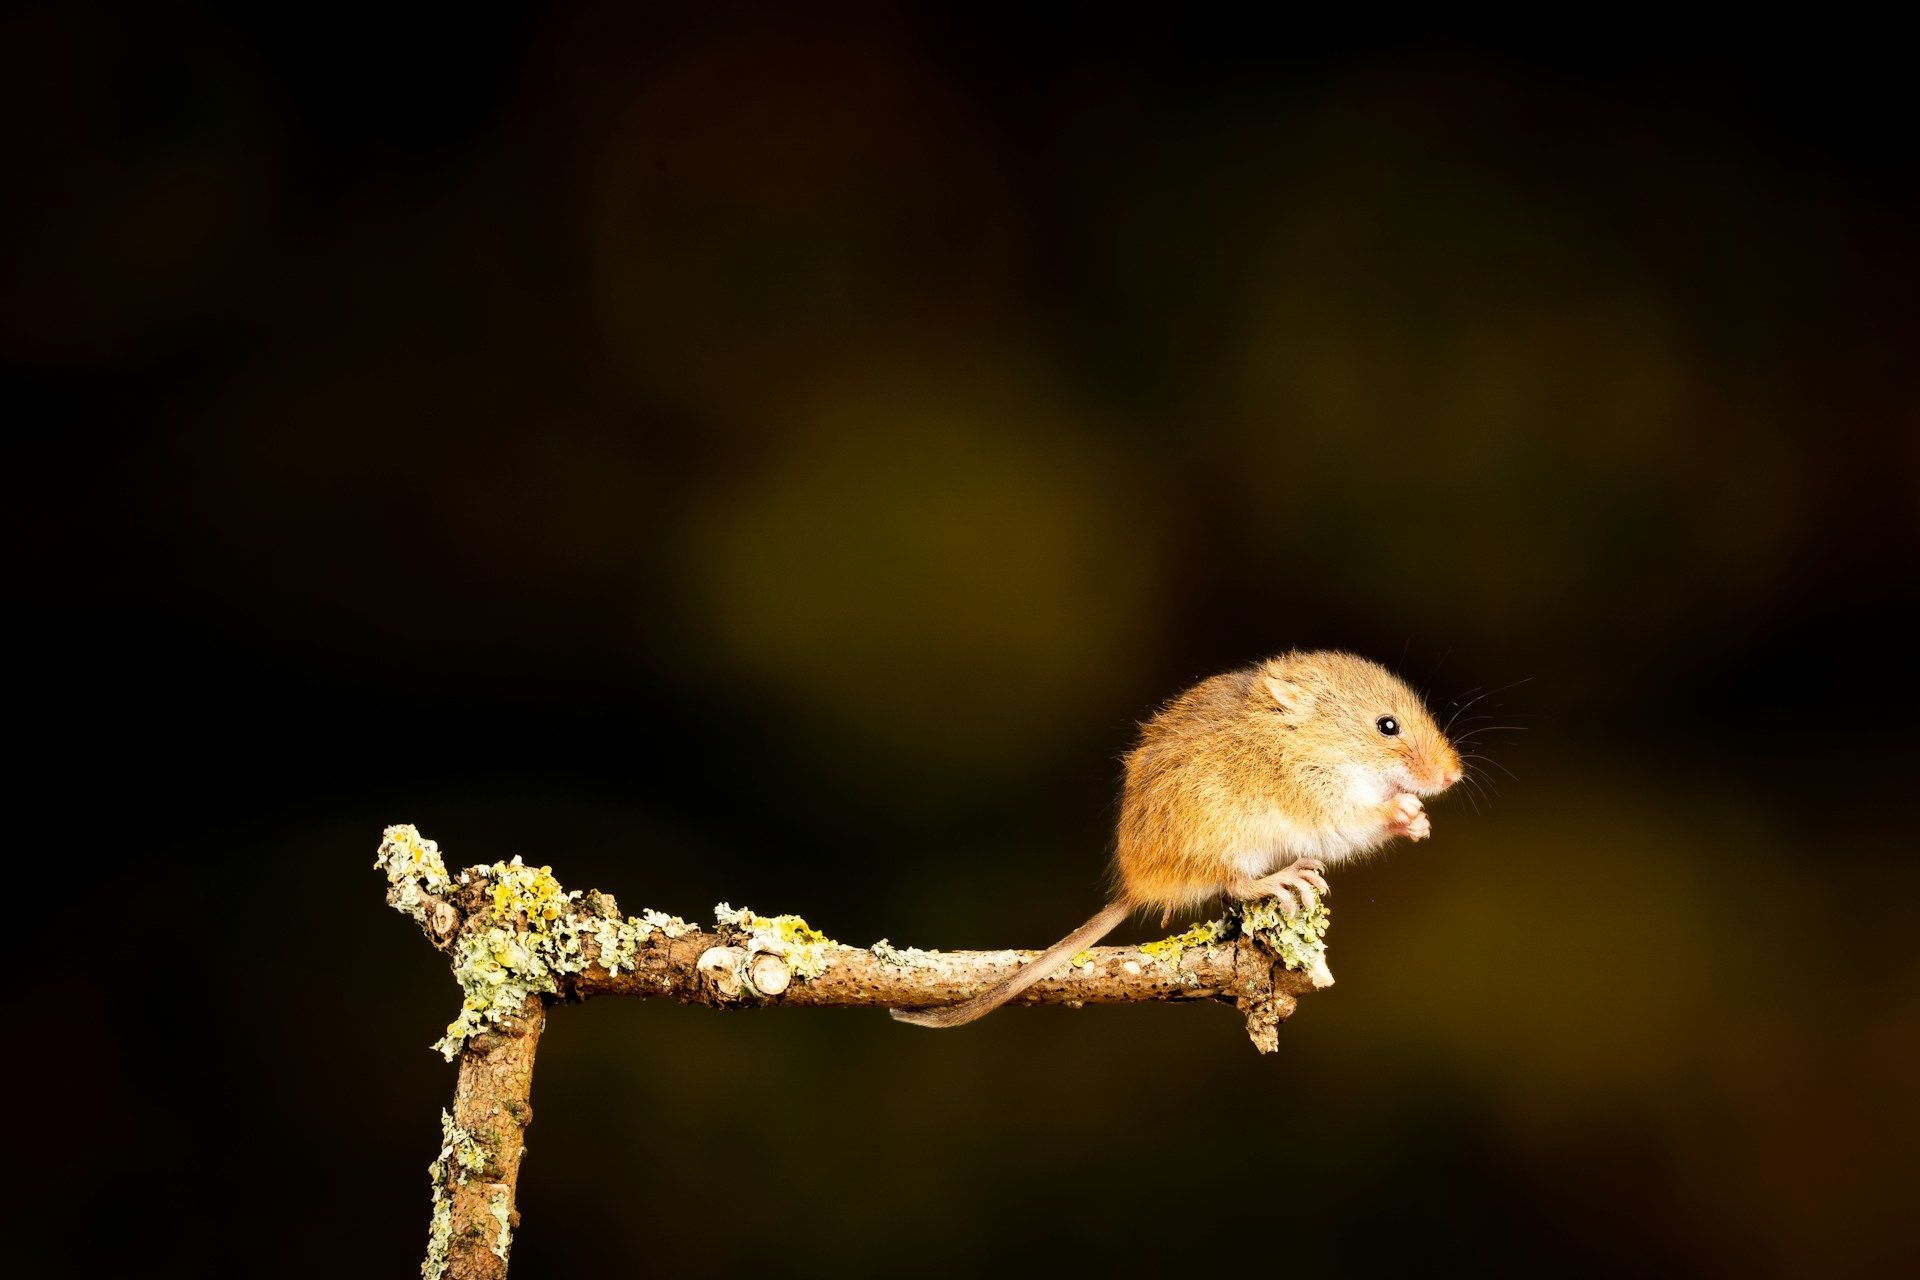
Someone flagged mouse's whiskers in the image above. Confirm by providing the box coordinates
[1442,677,1533,735]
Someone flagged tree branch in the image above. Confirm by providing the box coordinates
[378,824,1333,1278]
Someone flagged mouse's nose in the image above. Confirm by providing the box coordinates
[1441,766,1462,789]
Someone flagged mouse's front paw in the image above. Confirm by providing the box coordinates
[1386,793,1431,841]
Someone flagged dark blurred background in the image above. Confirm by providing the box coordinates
[8,4,1918,1276]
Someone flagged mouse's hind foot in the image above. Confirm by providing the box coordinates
[1235,857,1328,916]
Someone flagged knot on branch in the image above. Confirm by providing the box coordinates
[696,903,837,1000]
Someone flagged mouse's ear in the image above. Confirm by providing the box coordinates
[1263,671,1315,718]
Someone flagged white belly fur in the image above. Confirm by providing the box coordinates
[1231,802,1383,877]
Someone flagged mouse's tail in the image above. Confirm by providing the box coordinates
[889,898,1133,1030]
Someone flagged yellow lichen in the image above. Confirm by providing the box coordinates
[430,856,589,1058]
[489,859,566,928]
[1138,918,1229,965]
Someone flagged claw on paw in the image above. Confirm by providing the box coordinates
[1291,858,1330,896]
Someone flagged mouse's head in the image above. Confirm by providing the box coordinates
[1258,651,1462,800]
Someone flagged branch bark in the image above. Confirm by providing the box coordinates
[428,1001,542,1280]
[576,921,1322,1023]
[378,824,1332,1279]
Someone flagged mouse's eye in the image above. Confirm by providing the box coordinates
[1376,715,1400,737]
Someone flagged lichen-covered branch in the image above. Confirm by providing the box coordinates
[424,1001,541,1280]
[378,824,1334,1278]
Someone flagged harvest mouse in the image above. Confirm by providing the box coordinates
[891,650,1463,1029]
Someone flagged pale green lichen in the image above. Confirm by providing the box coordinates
[585,915,639,976]
[444,1115,487,1182]
[639,907,695,939]
[1238,898,1332,977]
[487,1185,513,1261]
[378,825,452,924]
[423,1109,485,1280]
[714,903,836,980]
[870,938,942,967]
[424,1165,452,1276]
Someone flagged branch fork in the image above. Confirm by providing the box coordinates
[378,824,1333,1279]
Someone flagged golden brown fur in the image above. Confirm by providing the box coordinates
[892,651,1462,1030]
[1118,650,1462,916]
